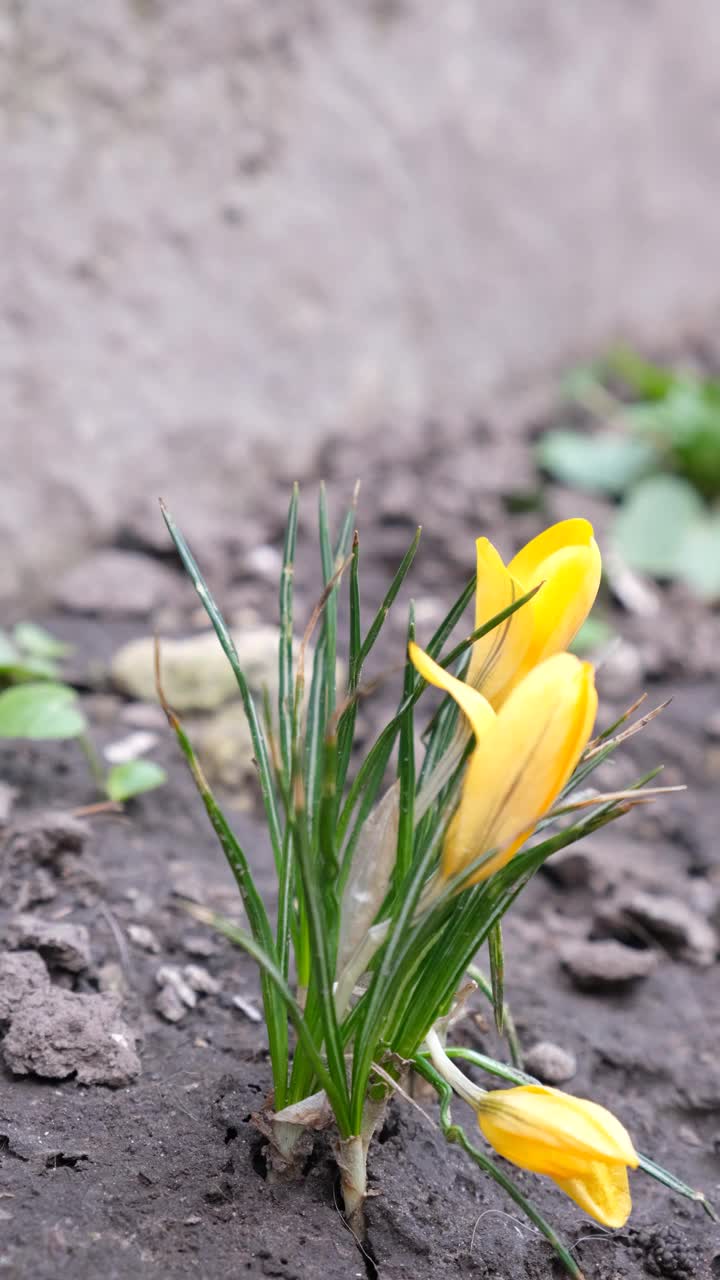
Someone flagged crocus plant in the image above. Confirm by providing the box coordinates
[159,493,714,1278]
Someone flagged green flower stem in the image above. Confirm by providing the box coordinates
[78,731,107,794]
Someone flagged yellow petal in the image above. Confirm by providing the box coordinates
[516,541,602,673]
[466,539,534,707]
[477,1086,638,1181]
[408,641,496,745]
[507,518,597,584]
[441,654,597,881]
[551,1162,633,1228]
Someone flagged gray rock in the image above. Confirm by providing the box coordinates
[155,983,188,1024]
[127,923,162,954]
[53,550,183,617]
[561,938,657,992]
[523,1041,577,1085]
[2,989,140,1086]
[183,964,221,996]
[155,965,197,1009]
[197,702,255,789]
[181,933,219,959]
[6,915,92,973]
[111,625,286,711]
[0,950,51,1024]
[618,891,718,967]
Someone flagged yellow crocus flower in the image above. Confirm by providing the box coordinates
[476,1085,639,1228]
[409,644,597,882]
[468,518,602,708]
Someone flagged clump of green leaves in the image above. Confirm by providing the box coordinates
[538,348,720,600]
[0,622,166,803]
[158,488,711,1276]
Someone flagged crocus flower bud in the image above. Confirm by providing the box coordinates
[476,1084,639,1228]
[468,518,602,708]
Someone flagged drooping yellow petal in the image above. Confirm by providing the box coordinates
[476,1084,637,1227]
[408,641,496,745]
[477,1085,638,1180]
[551,1163,633,1229]
[441,653,597,881]
[466,539,534,707]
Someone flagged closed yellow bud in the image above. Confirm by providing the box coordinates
[468,518,601,707]
[476,1085,638,1228]
[409,644,597,883]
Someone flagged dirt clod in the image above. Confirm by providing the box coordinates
[0,949,50,1025]
[2,989,140,1086]
[5,914,92,973]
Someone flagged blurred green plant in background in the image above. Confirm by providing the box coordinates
[0,622,166,803]
[538,348,720,601]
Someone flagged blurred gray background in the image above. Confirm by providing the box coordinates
[4,0,720,599]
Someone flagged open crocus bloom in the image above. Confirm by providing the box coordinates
[408,644,597,882]
[467,518,602,708]
[476,1085,639,1228]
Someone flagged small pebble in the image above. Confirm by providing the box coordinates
[561,938,657,992]
[523,1041,577,1085]
[156,965,197,1008]
[182,933,218,959]
[127,924,162,954]
[231,994,262,1023]
[184,964,221,996]
[155,984,187,1024]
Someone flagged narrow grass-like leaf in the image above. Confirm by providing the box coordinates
[349,829,444,1131]
[356,526,421,671]
[438,582,541,671]
[466,966,523,1068]
[318,484,337,722]
[391,803,631,1057]
[157,688,289,1106]
[291,778,351,1134]
[335,532,361,798]
[160,501,283,872]
[278,483,299,783]
[411,1057,584,1279]
[637,1154,717,1221]
[487,923,505,1035]
[189,906,347,1129]
[338,586,537,850]
[394,604,416,886]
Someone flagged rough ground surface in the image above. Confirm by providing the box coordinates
[5,0,720,595]
[2,417,720,1277]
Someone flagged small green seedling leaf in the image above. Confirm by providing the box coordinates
[106,759,167,802]
[0,682,86,739]
[613,474,704,577]
[0,632,19,667]
[538,430,657,496]
[677,513,720,602]
[13,622,72,661]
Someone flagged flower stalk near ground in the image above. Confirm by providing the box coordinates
[158,490,715,1278]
